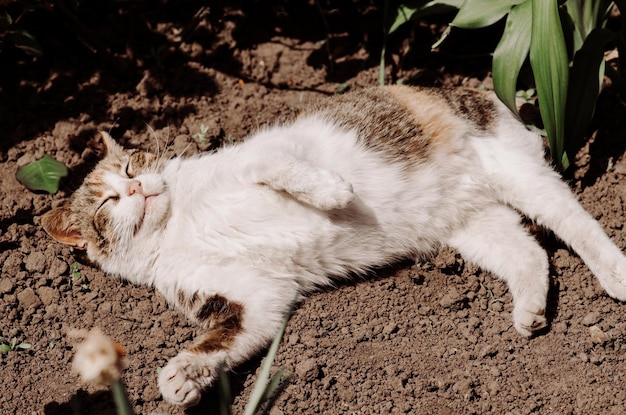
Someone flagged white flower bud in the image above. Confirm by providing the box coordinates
[71,328,125,385]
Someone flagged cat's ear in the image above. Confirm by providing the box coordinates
[41,205,88,250]
[99,131,124,156]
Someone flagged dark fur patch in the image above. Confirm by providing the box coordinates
[427,88,496,132]
[311,88,430,165]
[189,295,244,354]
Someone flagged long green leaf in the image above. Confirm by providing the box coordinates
[110,379,135,415]
[452,0,524,29]
[492,0,532,114]
[16,155,68,194]
[388,0,463,33]
[243,312,291,415]
[565,28,615,162]
[261,369,285,402]
[218,366,232,415]
[529,0,570,169]
[6,30,43,56]
[388,3,423,34]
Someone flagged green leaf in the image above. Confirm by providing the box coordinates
[16,154,68,194]
[6,30,43,56]
[111,379,134,415]
[529,0,570,169]
[243,312,290,415]
[452,0,524,29]
[389,3,420,34]
[565,28,615,162]
[218,367,232,415]
[388,0,463,34]
[17,343,32,350]
[262,369,285,402]
[493,0,532,115]
[0,12,12,31]
[0,344,10,354]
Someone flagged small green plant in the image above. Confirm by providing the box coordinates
[516,88,537,105]
[69,261,89,291]
[0,6,43,57]
[16,154,68,194]
[0,336,32,354]
[193,123,210,144]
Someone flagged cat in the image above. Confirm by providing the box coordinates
[41,85,626,407]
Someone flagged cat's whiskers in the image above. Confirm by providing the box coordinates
[145,123,162,159]
[175,141,194,159]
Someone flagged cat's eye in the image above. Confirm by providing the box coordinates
[97,194,119,212]
[125,162,135,178]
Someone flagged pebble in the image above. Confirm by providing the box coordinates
[295,358,320,382]
[36,286,59,306]
[589,325,610,344]
[582,311,601,326]
[439,287,464,309]
[2,252,24,275]
[0,279,14,294]
[47,258,68,278]
[17,287,42,309]
[24,251,47,273]
[382,323,398,335]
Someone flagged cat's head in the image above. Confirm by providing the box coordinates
[42,132,171,268]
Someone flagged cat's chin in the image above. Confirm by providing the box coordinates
[145,194,158,211]
[140,193,170,231]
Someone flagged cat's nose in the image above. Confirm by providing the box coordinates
[128,180,144,196]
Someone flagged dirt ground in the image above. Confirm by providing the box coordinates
[3,2,626,415]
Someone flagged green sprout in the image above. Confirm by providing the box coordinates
[0,337,32,354]
[69,261,89,291]
[193,123,210,144]
[516,88,537,105]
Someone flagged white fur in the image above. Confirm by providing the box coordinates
[94,98,626,406]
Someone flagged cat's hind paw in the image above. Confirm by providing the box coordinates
[512,304,547,337]
[596,258,626,301]
[158,352,211,407]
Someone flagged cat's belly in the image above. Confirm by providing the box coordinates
[164,176,483,288]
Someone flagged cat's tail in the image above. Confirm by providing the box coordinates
[480,122,626,301]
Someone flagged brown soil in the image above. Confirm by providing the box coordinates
[2,3,626,415]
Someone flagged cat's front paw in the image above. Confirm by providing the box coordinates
[301,170,355,210]
[158,352,212,407]
[512,303,547,337]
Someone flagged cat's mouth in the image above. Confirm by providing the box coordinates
[144,194,157,211]
[132,193,160,236]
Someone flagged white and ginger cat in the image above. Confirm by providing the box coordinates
[42,85,626,407]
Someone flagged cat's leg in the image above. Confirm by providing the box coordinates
[503,170,626,300]
[446,204,550,337]
[245,155,355,210]
[157,283,297,407]
[479,124,626,301]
